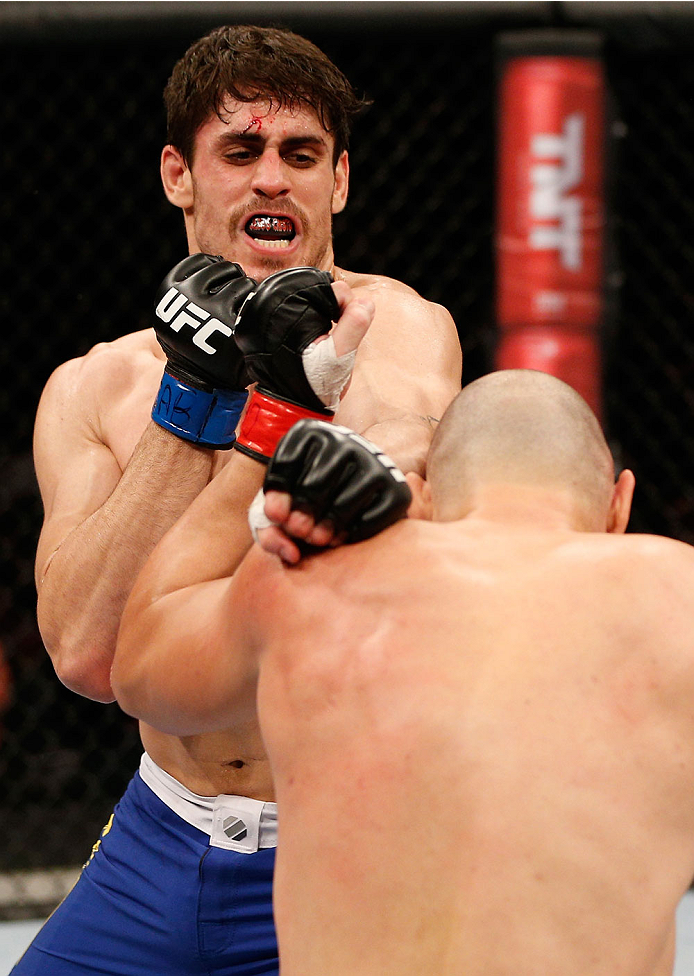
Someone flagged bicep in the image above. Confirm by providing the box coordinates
[114,556,261,736]
[338,300,461,430]
[336,299,461,472]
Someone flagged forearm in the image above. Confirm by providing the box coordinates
[133,449,264,602]
[37,423,214,701]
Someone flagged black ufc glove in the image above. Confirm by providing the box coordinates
[233,268,340,462]
[151,253,256,449]
[261,419,412,544]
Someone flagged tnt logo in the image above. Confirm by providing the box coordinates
[155,287,234,354]
[529,113,584,271]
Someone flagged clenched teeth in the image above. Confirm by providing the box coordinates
[258,239,292,249]
[245,214,296,242]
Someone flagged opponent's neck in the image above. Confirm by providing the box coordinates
[440,483,600,533]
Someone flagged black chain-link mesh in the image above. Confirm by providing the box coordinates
[1,10,693,915]
[603,49,694,541]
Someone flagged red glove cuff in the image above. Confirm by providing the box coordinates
[234,388,332,463]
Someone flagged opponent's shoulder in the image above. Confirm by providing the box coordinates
[603,531,693,564]
[618,532,694,577]
[607,535,694,673]
[567,530,692,567]
[575,532,694,607]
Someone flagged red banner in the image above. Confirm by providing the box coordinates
[496,52,605,415]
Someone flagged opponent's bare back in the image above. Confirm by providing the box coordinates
[112,369,693,974]
[251,516,694,976]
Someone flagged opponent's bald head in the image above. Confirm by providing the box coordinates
[427,370,616,527]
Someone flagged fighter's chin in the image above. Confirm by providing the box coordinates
[240,236,332,280]
[250,257,294,282]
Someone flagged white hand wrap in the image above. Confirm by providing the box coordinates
[302,336,357,412]
[248,489,275,544]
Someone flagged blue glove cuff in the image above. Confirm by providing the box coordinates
[152,371,248,449]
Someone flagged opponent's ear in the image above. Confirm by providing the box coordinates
[607,468,635,534]
[405,472,433,521]
[161,145,194,209]
[331,151,349,215]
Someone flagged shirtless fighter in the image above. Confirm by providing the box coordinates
[18,24,460,976]
[114,370,694,976]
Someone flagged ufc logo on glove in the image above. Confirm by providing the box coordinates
[151,254,256,449]
[155,286,236,355]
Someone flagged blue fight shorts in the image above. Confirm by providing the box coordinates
[11,764,278,975]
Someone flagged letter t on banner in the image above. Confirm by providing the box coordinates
[495,31,606,420]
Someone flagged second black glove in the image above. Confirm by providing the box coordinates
[263,419,412,544]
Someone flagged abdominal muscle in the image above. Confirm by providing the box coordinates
[140,721,274,800]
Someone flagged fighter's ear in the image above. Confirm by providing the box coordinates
[607,468,635,534]
[331,151,349,215]
[161,145,194,209]
[405,472,433,521]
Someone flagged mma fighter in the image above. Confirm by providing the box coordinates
[16,24,460,976]
[115,370,694,976]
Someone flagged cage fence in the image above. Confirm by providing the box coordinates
[1,2,694,917]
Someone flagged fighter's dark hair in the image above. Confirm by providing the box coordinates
[164,25,370,166]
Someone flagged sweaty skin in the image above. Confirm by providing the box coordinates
[113,373,694,976]
[255,523,692,976]
[33,96,461,797]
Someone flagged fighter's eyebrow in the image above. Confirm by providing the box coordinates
[280,135,328,150]
[215,131,328,152]
[213,130,265,148]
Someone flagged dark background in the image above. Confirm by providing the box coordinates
[1,0,693,914]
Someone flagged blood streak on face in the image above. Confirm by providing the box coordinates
[241,116,264,135]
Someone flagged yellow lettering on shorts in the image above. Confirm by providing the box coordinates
[83,813,114,868]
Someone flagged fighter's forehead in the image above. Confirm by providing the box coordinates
[199,96,334,148]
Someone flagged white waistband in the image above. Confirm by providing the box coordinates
[139,752,277,853]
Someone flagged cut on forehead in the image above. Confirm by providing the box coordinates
[428,370,615,503]
[164,24,370,166]
[215,96,333,137]
[195,94,338,165]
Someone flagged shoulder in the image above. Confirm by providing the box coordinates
[228,545,298,636]
[54,329,161,386]
[618,532,694,581]
[339,269,421,298]
[592,531,694,568]
[337,270,461,382]
[596,535,694,683]
[338,269,455,330]
[566,532,694,609]
[246,518,421,590]
[39,330,162,409]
